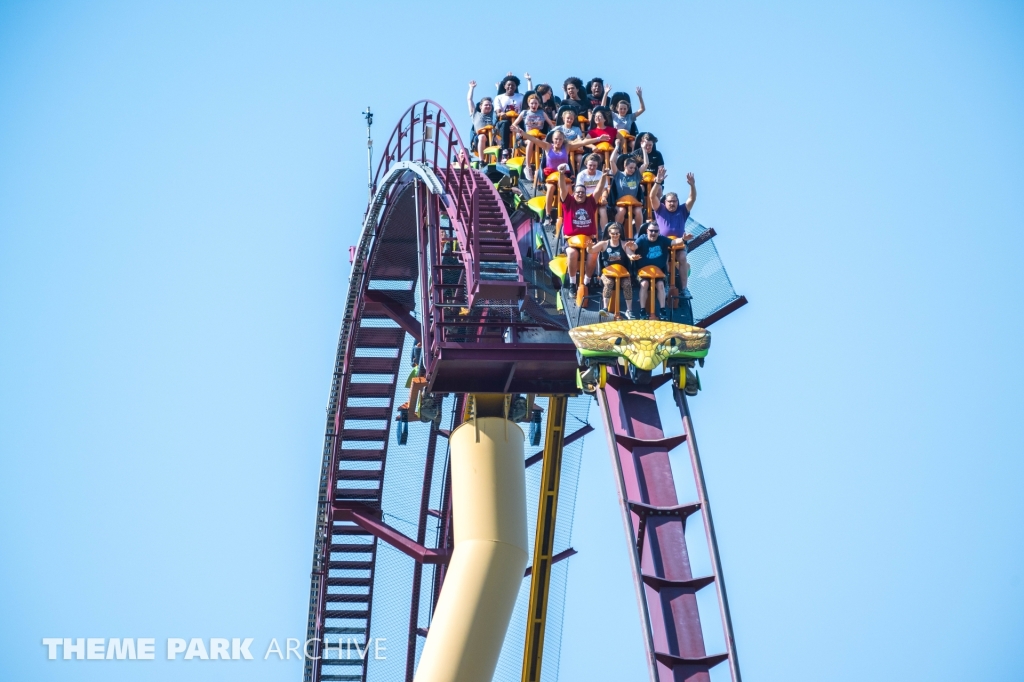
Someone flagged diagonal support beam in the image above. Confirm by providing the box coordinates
[333,504,450,564]
[524,423,594,468]
[524,547,577,577]
[364,289,422,342]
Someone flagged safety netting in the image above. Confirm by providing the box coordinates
[683,217,743,325]
[336,275,592,682]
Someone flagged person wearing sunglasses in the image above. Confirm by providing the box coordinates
[626,221,687,320]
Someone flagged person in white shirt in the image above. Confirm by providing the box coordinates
[574,153,610,228]
[493,73,524,150]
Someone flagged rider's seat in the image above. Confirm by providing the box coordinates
[545,171,562,227]
[527,129,545,186]
[641,171,657,219]
[601,263,631,320]
[477,124,498,164]
[505,156,525,173]
[566,234,592,307]
[615,195,643,240]
[637,265,666,318]
[666,242,693,313]
[595,141,615,170]
[617,128,635,153]
[526,196,548,222]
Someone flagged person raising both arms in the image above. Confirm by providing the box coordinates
[557,163,610,295]
[588,222,638,317]
[466,81,496,163]
[648,167,697,295]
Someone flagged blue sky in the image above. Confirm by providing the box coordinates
[1,1,1023,680]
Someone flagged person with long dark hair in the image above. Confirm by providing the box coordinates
[587,107,617,154]
[588,222,637,317]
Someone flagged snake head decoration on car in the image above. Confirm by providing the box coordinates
[568,320,711,371]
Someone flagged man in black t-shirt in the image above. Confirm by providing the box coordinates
[627,221,686,320]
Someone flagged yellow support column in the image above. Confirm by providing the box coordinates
[414,406,529,682]
[521,395,569,682]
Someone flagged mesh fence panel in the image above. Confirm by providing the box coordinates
[491,394,592,682]
[684,217,742,324]
[364,319,460,682]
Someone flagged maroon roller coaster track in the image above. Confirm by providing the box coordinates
[303,100,745,682]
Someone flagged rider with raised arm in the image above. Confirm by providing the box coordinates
[467,81,496,163]
[649,167,697,295]
[557,164,609,295]
[574,153,610,228]
[610,87,646,133]
[608,143,649,231]
[493,73,524,151]
[509,126,609,225]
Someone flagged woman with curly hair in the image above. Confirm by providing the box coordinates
[562,76,590,120]
[492,73,524,151]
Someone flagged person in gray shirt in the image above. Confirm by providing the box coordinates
[467,81,496,163]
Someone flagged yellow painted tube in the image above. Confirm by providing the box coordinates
[414,416,529,682]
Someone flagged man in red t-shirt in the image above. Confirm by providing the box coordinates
[557,164,609,293]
